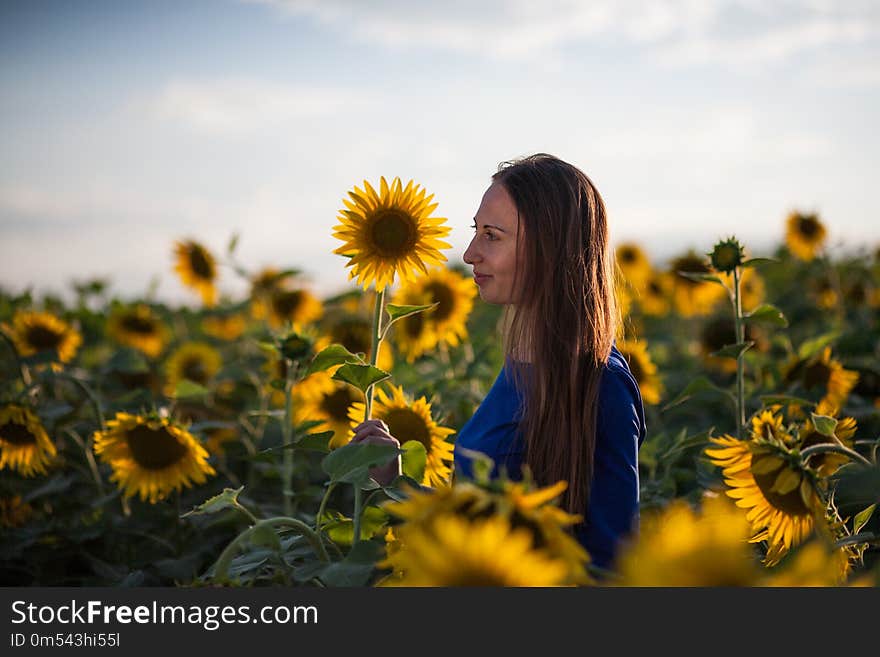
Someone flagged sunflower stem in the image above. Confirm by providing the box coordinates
[364,287,386,422]
[55,372,106,431]
[64,428,104,495]
[213,516,330,583]
[732,266,745,438]
[281,360,298,517]
[352,485,364,548]
[315,481,337,532]
[834,532,879,549]
[799,443,872,467]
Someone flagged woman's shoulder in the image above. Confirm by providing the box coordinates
[598,345,646,442]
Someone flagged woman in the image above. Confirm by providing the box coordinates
[352,153,646,572]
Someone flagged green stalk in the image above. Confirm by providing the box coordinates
[314,481,337,532]
[363,288,386,421]
[733,266,745,438]
[282,361,298,517]
[352,486,364,547]
[800,443,872,467]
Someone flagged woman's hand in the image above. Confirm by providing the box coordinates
[350,419,401,487]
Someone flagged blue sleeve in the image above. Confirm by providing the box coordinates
[576,365,646,572]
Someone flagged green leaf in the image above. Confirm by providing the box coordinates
[294,431,333,452]
[797,332,840,361]
[744,304,789,328]
[319,561,376,587]
[331,363,390,393]
[250,524,282,551]
[676,271,725,285]
[181,486,244,518]
[710,341,754,360]
[400,440,427,483]
[853,504,876,535]
[832,464,880,510]
[321,442,400,485]
[227,231,240,255]
[255,340,278,356]
[662,376,735,411]
[742,257,778,267]
[810,412,838,438]
[172,379,211,399]
[324,507,388,546]
[385,303,438,323]
[305,344,364,377]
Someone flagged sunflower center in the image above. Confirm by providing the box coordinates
[803,361,831,389]
[321,388,357,422]
[25,325,64,352]
[181,356,209,384]
[0,421,37,446]
[424,282,455,322]
[798,217,819,238]
[403,313,425,338]
[619,248,637,263]
[120,314,158,335]
[332,320,371,354]
[369,210,418,258]
[672,256,709,289]
[271,290,303,318]
[126,425,188,470]
[188,245,215,280]
[647,280,662,296]
[751,460,811,516]
[383,408,431,451]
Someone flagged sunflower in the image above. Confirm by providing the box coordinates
[615,494,760,586]
[800,347,859,410]
[391,267,477,362]
[615,340,662,405]
[795,400,857,477]
[249,267,287,320]
[333,176,452,291]
[705,436,822,564]
[750,408,790,443]
[164,341,223,395]
[615,242,652,292]
[201,313,247,341]
[265,287,323,330]
[378,513,571,587]
[323,313,394,372]
[106,305,169,358]
[293,376,362,449]
[0,495,34,528]
[92,412,215,503]
[173,239,218,307]
[810,273,839,310]
[637,270,673,317]
[670,251,726,317]
[5,310,82,369]
[202,427,239,458]
[698,315,764,374]
[349,384,455,487]
[760,540,852,587]
[785,211,827,261]
[0,404,57,477]
[717,267,765,313]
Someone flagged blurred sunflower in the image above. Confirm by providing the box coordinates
[785,211,826,261]
[106,305,169,358]
[698,315,764,374]
[378,513,570,587]
[637,270,673,317]
[0,495,34,528]
[173,239,218,307]
[615,242,652,292]
[5,310,82,369]
[810,273,839,310]
[796,400,857,477]
[323,313,394,372]
[349,384,454,487]
[202,427,239,458]
[717,267,765,312]
[705,436,822,564]
[760,540,852,587]
[265,287,323,330]
[670,251,726,317]
[615,494,760,586]
[0,404,57,477]
[201,313,247,341]
[164,341,223,395]
[293,376,361,449]
[333,176,452,291]
[93,412,215,503]
[392,267,477,362]
[615,340,662,405]
[249,267,287,320]
[798,346,859,409]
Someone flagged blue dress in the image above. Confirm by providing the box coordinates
[453,345,647,572]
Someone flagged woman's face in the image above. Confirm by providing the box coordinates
[463,182,521,305]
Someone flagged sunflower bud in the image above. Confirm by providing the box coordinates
[708,237,746,273]
[279,331,313,362]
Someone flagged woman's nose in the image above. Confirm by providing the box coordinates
[463,238,479,265]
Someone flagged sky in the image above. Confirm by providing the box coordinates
[1,0,878,305]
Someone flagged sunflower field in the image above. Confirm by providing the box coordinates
[1,178,878,587]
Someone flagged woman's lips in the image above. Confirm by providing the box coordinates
[474,273,492,285]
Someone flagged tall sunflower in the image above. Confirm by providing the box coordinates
[785,211,827,261]
[615,242,652,292]
[201,313,247,341]
[333,176,452,291]
[391,267,476,362]
[93,412,215,503]
[637,270,673,317]
[173,239,218,307]
[106,305,169,358]
[0,404,57,477]
[293,375,362,449]
[349,384,455,487]
[670,252,726,317]
[249,267,287,320]
[5,310,82,369]
[615,494,761,586]
[266,287,323,330]
[798,346,859,410]
[164,341,223,395]
[705,435,822,564]
[378,514,570,587]
[615,340,663,405]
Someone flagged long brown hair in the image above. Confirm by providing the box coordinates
[492,153,617,515]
